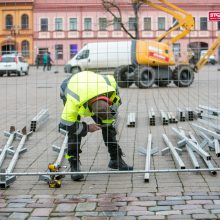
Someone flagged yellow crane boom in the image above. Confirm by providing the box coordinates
[133,0,194,44]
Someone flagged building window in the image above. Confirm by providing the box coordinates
[99,18,107,31]
[129,17,136,31]
[21,14,29,29]
[218,21,220,30]
[144,17,151,31]
[40,18,48,31]
[55,18,63,31]
[55,44,63,60]
[200,17,207,30]
[158,17,165,30]
[113,17,121,31]
[21,40,29,57]
[84,18,92,31]
[173,43,181,57]
[70,44,78,58]
[69,18,77,31]
[6,15,13,30]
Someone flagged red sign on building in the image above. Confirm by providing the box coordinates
[209,11,220,21]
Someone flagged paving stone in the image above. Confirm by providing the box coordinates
[55,203,76,212]
[148,206,171,212]
[140,196,165,201]
[75,202,96,211]
[0,208,33,213]
[138,216,165,220]
[87,198,112,203]
[129,201,156,206]
[75,212,99,217]
[128,193,155,197]
[119,206,147,211]
[158,200,185,206]
[111,217,135,220]
[192,214,217,219]
[25,217,48,220]
[156,210,181,215]
[50,217,80,220]
[7,203,26,208]
[83,217,109,220]
[8,212,29,219]
[50,213,77,217]
[192,195,219,200]
[209,192,220,196]
[8,199,36,204]
[112,197,138,202]
[31,208,53,217]
[98,194,126,199]
[211,210,220,214]
[7,195,32,199]
[184,192,208,196]
[127,211,154,216]
[166,196,191,200]
[26,203,54,208]
[186,200,213,205]
[172,204,202,210]
[167,215,192,219]
[183,209,209,215]
[213,200,220,204]
[98,202,126,207]
[204,204,220,209]
[54,198,86,204]
[98,212,126,217]
[96,206,118,211]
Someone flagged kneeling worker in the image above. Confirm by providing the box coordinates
[60,71,133,181]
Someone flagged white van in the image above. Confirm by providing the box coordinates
[64,41,132,74]
[200,50,216,65]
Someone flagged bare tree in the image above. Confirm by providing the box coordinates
[102,0,142,39]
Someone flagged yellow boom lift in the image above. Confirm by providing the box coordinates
[115,0,220,88]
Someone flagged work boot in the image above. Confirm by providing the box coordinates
[69,158,84,181]
[108,157,133,170]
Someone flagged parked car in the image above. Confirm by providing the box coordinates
[200,50,216,65]
[0,54,29,76]
[64,41,131,74]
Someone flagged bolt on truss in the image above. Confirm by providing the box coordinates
[0,126,16,168]
[30,109,49,132]
[0,127,32,189]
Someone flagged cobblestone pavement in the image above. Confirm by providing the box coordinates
[0,65,220,219]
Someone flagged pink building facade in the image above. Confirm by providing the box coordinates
[33,0,220,65]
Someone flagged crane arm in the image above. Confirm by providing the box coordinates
[194,36,220,72]
[134,0,194,44]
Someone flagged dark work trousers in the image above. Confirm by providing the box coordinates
[59,116,122,160]
[92,116,122,160]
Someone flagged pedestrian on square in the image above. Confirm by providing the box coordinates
[47,52,53,71]
[35,53,40,69]
[59,71,133,181]
[43,51,48,71]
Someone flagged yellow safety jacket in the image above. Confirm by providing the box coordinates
[60,71,121,135]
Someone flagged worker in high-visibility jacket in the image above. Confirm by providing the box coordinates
[60,71,133,181]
